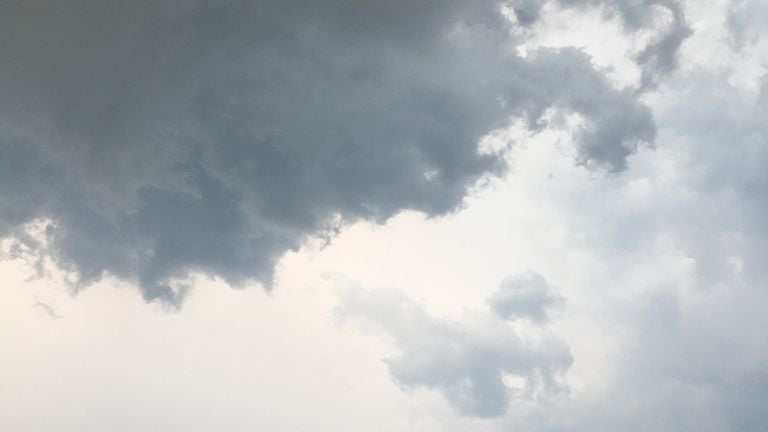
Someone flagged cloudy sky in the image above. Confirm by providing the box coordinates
[1,0,767,430]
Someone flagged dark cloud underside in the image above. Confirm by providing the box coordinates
[0,0,668,303]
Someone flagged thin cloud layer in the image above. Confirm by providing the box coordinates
[337,283,571,418]
[0,0,664,303]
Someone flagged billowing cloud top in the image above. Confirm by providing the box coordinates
[0,0,686,304]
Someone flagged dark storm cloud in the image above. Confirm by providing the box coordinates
[0,0,660,303]
[337,286,572,418]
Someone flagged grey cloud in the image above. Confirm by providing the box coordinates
[337,287,572,418]
[559,0,690,89]
[497,285,768,432]
[519,72,768,432]
[510,0,691,89]
[726,0,768,48]
[0,0,657,304]
[617,0,692,89]
[488,270,562,322]
[33,298,61,320]
[521,48,657,171]
[510,0,545,25]
[649,73,768,289]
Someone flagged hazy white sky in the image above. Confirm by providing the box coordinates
[2,0,768,431]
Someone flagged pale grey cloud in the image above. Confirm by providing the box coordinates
[503,70,768,432]
[337,284,571,418]
[488,270,562,322]
[32,298,61,320]
[726,0,768,48]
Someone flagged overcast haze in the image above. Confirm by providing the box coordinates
[1,0,767,430]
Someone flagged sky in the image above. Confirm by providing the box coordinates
[1,0,767,430]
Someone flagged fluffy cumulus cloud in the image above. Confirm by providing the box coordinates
[0,0,673,304]
[337,274,571,418]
